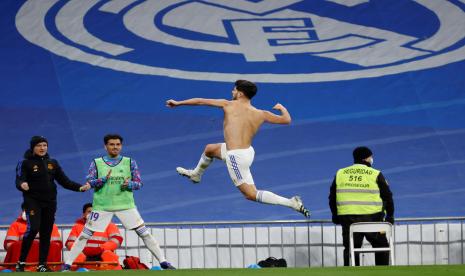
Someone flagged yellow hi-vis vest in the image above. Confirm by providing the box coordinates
[335,164,383,215]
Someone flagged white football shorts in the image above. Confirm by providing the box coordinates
[221,143,255,186]
[85,208,145,232]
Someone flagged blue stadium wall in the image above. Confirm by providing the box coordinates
[1,0,465,224]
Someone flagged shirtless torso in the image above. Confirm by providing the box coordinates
[223,100,264,150]
[166,97,291,150]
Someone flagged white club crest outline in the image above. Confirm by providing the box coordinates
[15,0,465,83]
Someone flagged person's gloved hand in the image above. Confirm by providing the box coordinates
[332,215,340,225]
[385,216,394,224]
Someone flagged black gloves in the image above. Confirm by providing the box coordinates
[332,215,340,225]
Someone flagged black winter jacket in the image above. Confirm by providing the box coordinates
[16,150,82,202]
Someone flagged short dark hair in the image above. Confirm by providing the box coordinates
[235,80,257,99]
[82,202,92,214]
[104,134,123,145]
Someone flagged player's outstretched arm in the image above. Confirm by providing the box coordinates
[263,103,292,125]
[166,98,228,108]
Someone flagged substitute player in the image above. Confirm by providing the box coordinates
[166,80,310,218]
[63,134,175,270]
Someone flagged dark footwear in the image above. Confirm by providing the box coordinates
[291,196,311,218]
[160,261,176,270]
[37,264,53,272]
[61,264,72,272]
[15,261,26,272]
[299,205,311,218]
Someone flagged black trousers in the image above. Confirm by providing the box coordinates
[339,213,390,266]
[20,198,57,265]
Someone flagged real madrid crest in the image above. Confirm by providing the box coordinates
[15,0,465,83]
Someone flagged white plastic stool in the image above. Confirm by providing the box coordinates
[349,222,394,266]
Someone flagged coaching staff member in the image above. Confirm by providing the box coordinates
[329,146,394,266]
[15,136,91,272]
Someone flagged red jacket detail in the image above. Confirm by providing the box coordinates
[65,218,123,257]
[3,216,62,250]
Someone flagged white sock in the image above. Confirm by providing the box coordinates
[256,190,294,208]
[136,226,166,263]
[65,227,93,265]
[192,153,213,175]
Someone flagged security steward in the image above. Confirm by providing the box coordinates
[15,136,90,272]
[329,146,394,266]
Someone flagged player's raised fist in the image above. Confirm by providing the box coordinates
[272,103,285,110]
[166,99,179,108]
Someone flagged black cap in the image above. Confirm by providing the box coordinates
[30,136,48,150]
[353,146,372,161]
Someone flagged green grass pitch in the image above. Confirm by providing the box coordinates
[7,265,465,275]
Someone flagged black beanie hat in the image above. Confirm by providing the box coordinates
[353,146,372,161]
[30,136,48,150]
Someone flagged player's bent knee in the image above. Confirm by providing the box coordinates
[245,194,256,201]
[238,183,257,200]
[133,223,145,230]
[242,190,257,201]
[205,144,220,157]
